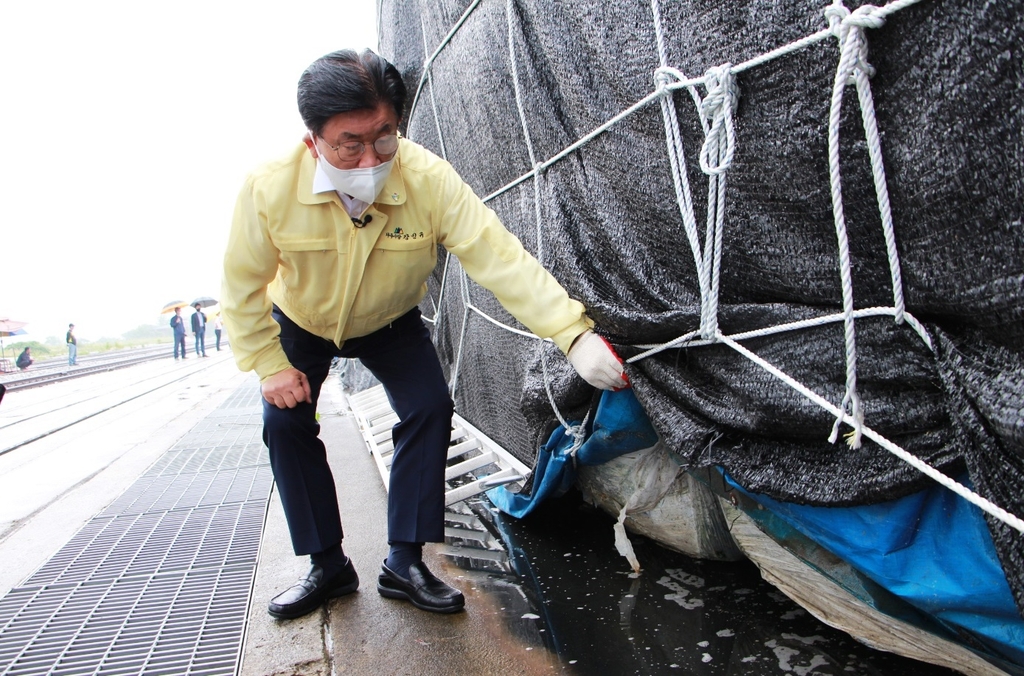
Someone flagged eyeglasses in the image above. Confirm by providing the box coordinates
[319,134,400,163]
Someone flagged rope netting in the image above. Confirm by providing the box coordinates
[395,0,1024,536]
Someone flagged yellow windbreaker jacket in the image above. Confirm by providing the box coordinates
[222,139,591,381]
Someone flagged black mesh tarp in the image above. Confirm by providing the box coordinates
[371,0,1024,615]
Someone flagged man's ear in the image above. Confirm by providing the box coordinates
[303,131,318,158]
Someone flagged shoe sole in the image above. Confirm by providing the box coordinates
[329,580,360,598]
[376,578,465,614]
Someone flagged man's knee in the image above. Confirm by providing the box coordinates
[407,389,454,423]
[262,401,319,439]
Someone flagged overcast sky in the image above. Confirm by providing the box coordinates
[0,0,377,342]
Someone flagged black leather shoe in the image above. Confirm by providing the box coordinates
[377,560,465,613]
[268,559,359,620]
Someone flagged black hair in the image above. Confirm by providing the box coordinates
[297,49,407,137]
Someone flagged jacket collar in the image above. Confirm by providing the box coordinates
[298,144,408,208]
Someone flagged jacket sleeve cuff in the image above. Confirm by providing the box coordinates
[550,316,594,355]
[254,355,295,383]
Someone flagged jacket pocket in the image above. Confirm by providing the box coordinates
[272,238,342,334]
[353,236,437,321]
[275,237,337,253]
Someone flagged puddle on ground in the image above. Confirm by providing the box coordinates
[440,489,960,676]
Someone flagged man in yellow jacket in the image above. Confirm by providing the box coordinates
[222,48,626,621]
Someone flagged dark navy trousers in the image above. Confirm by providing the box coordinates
[263,307,454,556]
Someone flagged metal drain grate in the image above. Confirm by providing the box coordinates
[143,443,266,477]
[26,502,267,588]
[0,566,252,676]
[0,377,271,676]
[167,412,263,450]
[99,465,274,518]
[217,386,264,411]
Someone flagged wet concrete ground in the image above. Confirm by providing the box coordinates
[440,490,961,676]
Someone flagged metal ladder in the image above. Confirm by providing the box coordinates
[347,384,531,506]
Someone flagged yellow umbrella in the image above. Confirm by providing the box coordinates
[161,300,189,314]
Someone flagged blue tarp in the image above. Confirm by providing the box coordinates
[488,387,1024,668]
[726,473,1024,667]
[487,389,658,517]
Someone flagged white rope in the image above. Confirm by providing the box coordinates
[421,251,453,333]
[465,299,544,339]
[698,64,739,177]
[506,0,580,433]
[507,0,538,175]
[824,1,870,449]
[447,268,473,402]
[655,67,711,335]
[625,307,933,363]
[411,2,453,330]
[417,11,454,333]
[828,5,907,324]
[405,0,482,129]
[822,1,914,448]
[859,68,906,323]
[650,0,670,68]
[481,1,926,208]
[651,57,739,345]
[725,0,923,75]
[430,0,582,431]
[698,64,738,338]
[540,340,591,454]
[422,14,450,163]
[484,87,671,203]
[719,334,1024,535]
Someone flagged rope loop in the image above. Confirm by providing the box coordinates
[567,421,588,459]
[824,2,850,34]
[698,63,739,175]
[654,66,687,90]
[828,3,883,83]
[847,4,886,29]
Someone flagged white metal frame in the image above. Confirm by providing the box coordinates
[347,384,531,506]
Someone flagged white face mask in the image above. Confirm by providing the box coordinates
[314,137,396,203]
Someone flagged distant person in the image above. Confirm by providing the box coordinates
[16,347,33,370]
[213,315,224,351]
[170,307,187,360]
[66,323,78,366]
[191,303,208,357]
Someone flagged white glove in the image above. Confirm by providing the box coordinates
[567,330,628,390]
